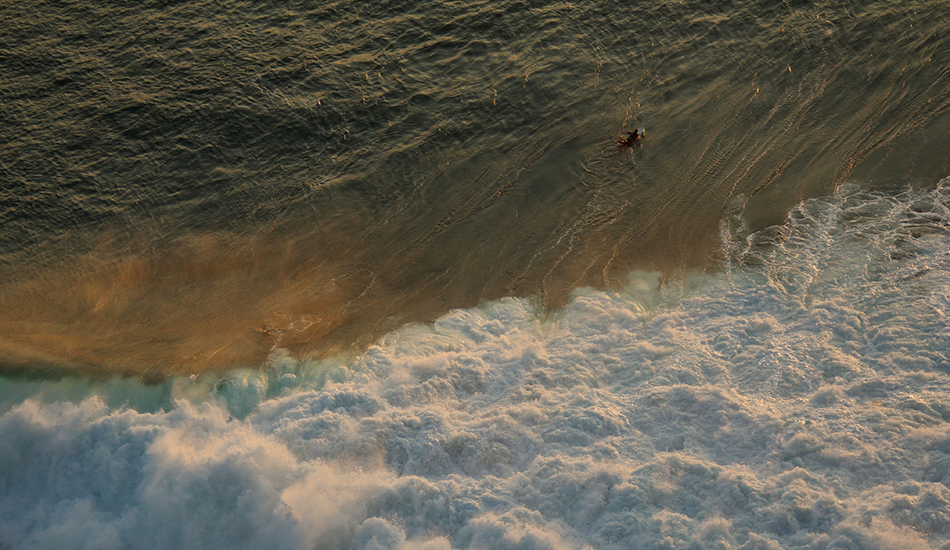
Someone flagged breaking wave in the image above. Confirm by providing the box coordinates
[2,181,950,549]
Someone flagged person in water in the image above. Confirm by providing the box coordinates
[618,128,644,148]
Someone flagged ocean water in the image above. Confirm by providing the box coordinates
[2,0,950,548]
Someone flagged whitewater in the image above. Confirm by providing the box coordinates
[2,182,950,549]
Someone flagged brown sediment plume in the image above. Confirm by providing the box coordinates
[0,249,344,376]
[0,157,721,379]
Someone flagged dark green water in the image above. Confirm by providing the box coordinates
[2,0,949,374]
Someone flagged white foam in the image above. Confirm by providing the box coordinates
[3,182,950,549]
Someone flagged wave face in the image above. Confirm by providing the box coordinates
[1,0,950,373]
[2,182,950,549]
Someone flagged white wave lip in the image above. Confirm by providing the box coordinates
[2,182,950,550]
